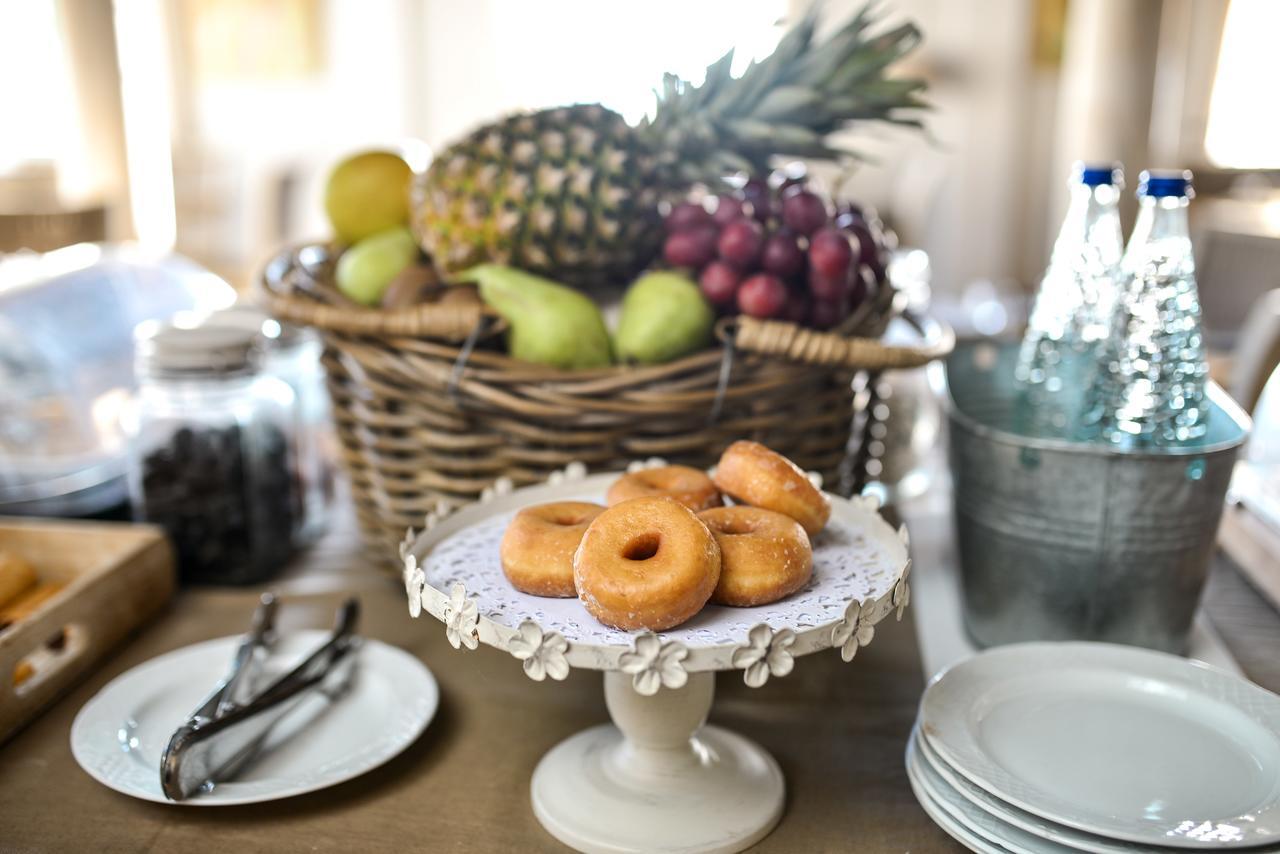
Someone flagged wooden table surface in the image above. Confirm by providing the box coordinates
[2,487,1277,853]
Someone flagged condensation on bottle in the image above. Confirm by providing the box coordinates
[1014,162,1125,437]
[1085,169,1209,446]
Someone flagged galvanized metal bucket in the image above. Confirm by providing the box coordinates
[946,341,1251,654]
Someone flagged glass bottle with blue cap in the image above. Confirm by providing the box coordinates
[1015,162,1125,437]
[1085,169,1209,445]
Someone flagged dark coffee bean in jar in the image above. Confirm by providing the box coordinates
[128,321,300,585]
[139,423,294,584]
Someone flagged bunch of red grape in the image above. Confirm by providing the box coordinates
[661,175,893,330]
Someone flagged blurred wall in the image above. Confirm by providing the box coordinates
[808,0,1056,297]
[22,0,1263,325]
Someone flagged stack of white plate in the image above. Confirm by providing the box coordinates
[908,643,1280,853]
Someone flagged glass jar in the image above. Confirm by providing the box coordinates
[205,304,335,545]
[261,320,334,545]
[125,321,297,584]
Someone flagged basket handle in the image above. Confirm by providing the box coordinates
[257,244,492,342]
[260,290,489,341]
[725,313,954,371]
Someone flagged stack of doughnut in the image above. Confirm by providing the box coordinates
[499,441,832,631]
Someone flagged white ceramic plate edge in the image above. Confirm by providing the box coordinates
[906,735,1010,854]
[908,730,1051,854]
[70,632,439,806]
[914,725,1152,854]
[920,642,1280,849]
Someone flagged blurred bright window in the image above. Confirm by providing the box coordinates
[0,0,86,192]
[1204,0,1280,169]
[486,0,787,125]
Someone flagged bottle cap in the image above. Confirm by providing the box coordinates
[135,320,261,378]
[1074,162,1123,188]
[1138,169,1194,199]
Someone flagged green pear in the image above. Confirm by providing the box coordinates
[335,226,418,306]
[465,264,612,370]
[615,271,715,364]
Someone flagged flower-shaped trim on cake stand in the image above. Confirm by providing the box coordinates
[625,457,669,473]
[480,477,515,504]
[399,527,416,563]
[831,600,876,662]
[444,582,479,650]
[893,558,912,621]
[509,620,570,681]
[731,624,796,687]
[546,461,589,485]
[404,553,426,619]
[850,492,882,514]
[619,633,689,696]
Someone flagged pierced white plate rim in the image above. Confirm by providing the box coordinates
[906,736,1010,854]
[913,724,1154,854]
[70,630,439,806]
[919,642,1280,849]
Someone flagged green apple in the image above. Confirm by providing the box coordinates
[335,227,418,306]
[324,150,413,244]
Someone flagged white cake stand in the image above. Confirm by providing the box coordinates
[402,461,911,854]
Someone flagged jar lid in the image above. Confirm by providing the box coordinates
[135,320,261,377]
[206,302,309,350]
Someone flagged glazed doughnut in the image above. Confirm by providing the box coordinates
[500,502,605,597]
[573,496,721,631]
[698,507,812,607]
[606,465,723,512]
[713,441,831,536]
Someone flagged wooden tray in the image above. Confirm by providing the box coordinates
[0,517,174,743]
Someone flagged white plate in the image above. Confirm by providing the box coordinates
[906,737,1010,854]
[71,630,438,805]
[911,727,1119,854]
[920,642,1280,848]
[914,726,1150,853]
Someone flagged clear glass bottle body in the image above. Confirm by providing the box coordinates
[125,370,297,584]
[1015,173,1124,436]
[266,327,334,546]
[1086,185,1208,445]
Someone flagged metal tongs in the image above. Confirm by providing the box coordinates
[160,594,361,801]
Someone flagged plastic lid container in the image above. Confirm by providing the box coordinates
[0,243,235,516]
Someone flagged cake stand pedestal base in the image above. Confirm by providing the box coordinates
[531,671,785,854]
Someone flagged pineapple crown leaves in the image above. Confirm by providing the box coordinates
[640,1,927,180]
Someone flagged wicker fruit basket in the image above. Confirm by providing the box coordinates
[260,244,952,561]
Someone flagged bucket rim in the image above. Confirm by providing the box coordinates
[944,359,1252,459]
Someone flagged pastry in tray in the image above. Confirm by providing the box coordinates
[0,551,38,611]
[0,550,68,688]
[498,442,829,631]
[0,551,64,631]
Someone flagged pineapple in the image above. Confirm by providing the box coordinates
[411,3,926,287]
